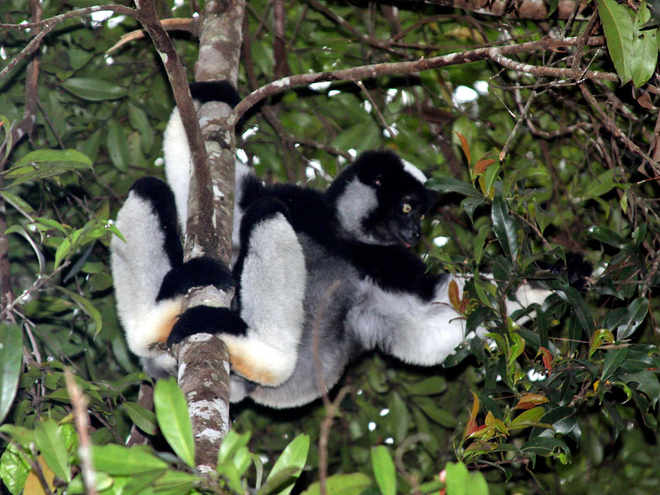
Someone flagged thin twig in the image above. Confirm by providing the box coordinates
[0,5,138,81]
[356,81,396,139]
[318,387,350,495]
[64,369,97,495]
[231,36,608,126]
[578,83,655,167]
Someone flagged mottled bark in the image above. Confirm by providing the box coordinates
[180,0,245,470]
[174,331,231,471]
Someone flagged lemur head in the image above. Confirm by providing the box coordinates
[327,150,439,247]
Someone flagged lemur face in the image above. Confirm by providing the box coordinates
[333,151,439,247]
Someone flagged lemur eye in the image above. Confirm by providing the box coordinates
[420,214,425,220]
[402,203,412,214]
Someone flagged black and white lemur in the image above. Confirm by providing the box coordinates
[111,82,554,409]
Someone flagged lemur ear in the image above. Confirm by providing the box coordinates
[425,188,441,211]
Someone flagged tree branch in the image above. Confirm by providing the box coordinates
[231,36,608,126]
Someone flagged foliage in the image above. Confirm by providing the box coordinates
[1,0,659,494]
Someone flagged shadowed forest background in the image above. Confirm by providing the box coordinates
[0,0,659,493]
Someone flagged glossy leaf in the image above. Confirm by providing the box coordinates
[61,78,127,101]
[153,378,195,467]
[34,419,71,482]
[427,177,483,198]
[107,120,130,172]
[492,195,518,262]
[632,3,658,87]
[300,473,372,495]
[0,324,22,425]
[596,0,634,83]
[509,407,546,430]
[371,446,396,495]
[92,444,167,475]
[616,297,648,341]
[123,402,158,435]
[259,434,309,495]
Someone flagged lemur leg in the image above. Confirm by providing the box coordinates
[218,197,307,387]
[111,177,235,377]
[110,178,187,375]
[347,274,551,367]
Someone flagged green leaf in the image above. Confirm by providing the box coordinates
[128,104,154,153]
[56,287,103,333]
[624,371,660,407]
[632,3,659,87]
[122,471,165,495]
[371,446,396,495]
[0,443,30,495]
[521,437,570,456]
[427,177,483,199]
[107,120,130,172]
[589,328,615,358]
[259,434,310,495]
[491,195,518,262]
[5,149,93,187]
[602,348,629,381]
[13,149,92,169]
[0,323,22,425]
[0,191,35,220]
[562,286,595,335]
[92,444,167,475]
[61,78,127,101]
[463,470,489,495]
[616,297,648,340]
[509,407,547,430]
[123,402,158,435]
[54,237,71,270]
[444,461,469,495]
[414,397,459,427]
[587,226,625,248]
[473,224,490,265]
[34,419,71,482]
[300,473,373,495]
[403,376,447,396]
[582,169,616,198]
[153,378,195,468]
[152,470,200,491]
[217,429,252,465]
[596,0,634,83]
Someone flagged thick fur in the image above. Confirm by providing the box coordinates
[163,81,243,235]
[111,81,570,408]
[111,177,236,377]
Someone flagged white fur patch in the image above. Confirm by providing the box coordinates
[401,159,427,184]
[163,108,192,233]
[235,214,307,385]
[348,275,468,366]
[335,178,379,243]
[111,193,181,363]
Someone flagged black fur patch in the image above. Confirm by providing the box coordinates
[189,81,241,107]
[238,196,291,247]
[237,152,446,302]
[240,175,344,254]
[157,256,235,302]
[350,242,442,301]
[167,306,248,345]
[538,253,592,291]
[129,177,183,269]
